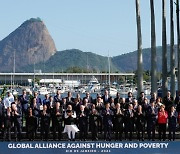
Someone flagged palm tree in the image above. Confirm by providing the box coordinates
[170,0,175,99]
[162,0,168,97]
[176,0,180,93]
[135,0,143,96]
[150,0,157,94]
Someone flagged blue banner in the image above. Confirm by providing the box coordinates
[0,141,179,154]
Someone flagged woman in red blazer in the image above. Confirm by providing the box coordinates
[158,105,168,141]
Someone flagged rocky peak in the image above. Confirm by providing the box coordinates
[0,18,57,72]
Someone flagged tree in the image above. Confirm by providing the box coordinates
[150,0,157,94]
[162,0,168,97]
[170,0,176,99]
[135,0,143,96]
[176,0,180,93]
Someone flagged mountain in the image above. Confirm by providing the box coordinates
[0,18,176,73]
[24,49,119,72]
[0,18,56,72]
[112,45,176,72]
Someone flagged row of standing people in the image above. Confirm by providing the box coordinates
[0,89,180,141]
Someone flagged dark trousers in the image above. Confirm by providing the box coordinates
[168,124,176,141]
[98,118,103,133]
[3,127,11,141]
[79,124,87,140]
[53,122,62,140]
[147,121,156,140]
[91,125,98,140]
[104,125,112,141]
[14,122,22,140]
[125,123,134,141]
[41,127,50,140]
[136,123,145,140]
[158,123,166,141]
[137,128,144,140]
[27,128,35,141]
[114,124,123,140]
[168,130,175,141]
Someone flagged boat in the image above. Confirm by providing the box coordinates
[38,86,49,95]
[12,89,18,95]
[87,76,101,92]
[101,86,118,96]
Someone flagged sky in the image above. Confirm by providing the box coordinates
[0,0,176,57]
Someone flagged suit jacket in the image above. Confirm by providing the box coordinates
[77,110,88,126]
[3,112,12,128]
[89,113,100,127]
[168,111,178,128]
[102,95,111,104]
[31,103,40,117]
[40,112,50,128]
[163,96,174,111]
[175,96,180,112]
[26,115,37,131]
[102,109,114,127]
[113,108,124,124]
[135,111,146,127]
[54,95,62,103]
[0,103,4,117]
[146,106,158,122]
[18,95,29,111]
[124,109,135,131]
[114,97,121,105]
[83,96,93,104]
[12,104,22,124]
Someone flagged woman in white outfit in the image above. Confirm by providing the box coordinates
[63,105,79,141]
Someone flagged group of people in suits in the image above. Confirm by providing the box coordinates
[0,89,180,141]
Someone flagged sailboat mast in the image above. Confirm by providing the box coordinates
[108,53,110,87]
[33,61,35,89]
[13,50,15,89]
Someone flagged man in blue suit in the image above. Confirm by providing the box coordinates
[102,102,114,141]
[146,101,158,141]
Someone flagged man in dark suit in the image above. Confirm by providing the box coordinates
[125,92,134,104]
[83,92,93,104]
[54,89,62,103]
[102,89,111,105]
[174,91,180,113]
[0,97,5,138]
[3,107,12,141]
[138,92,147,106]
[113,103,124,141]
[168,106,178,141]
[163,91,174,112]
[89,109,100,141]
[77,105,88,141]
[26,107,37,141]
[102,103,114,141]
[11,100,22,141]
[114,92,121,106]
[52,102,63,141]
[31,91,41,106]
[66,91,74,107]
[146,101,158,141]
[124,104,134,141]
[18,89,29,126]
[40,105,50,141]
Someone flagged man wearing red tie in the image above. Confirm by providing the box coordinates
[158,105,168,141]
